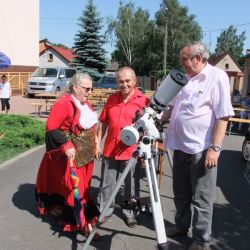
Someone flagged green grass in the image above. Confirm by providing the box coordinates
[0,114,45,164]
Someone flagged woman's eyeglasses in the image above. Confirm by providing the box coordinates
[78,86,94,92]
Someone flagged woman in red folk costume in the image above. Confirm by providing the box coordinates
[35,73,101,239]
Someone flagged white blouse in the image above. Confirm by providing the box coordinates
[71,95,98,129]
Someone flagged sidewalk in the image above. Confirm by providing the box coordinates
[0,95,250,249]
[9,94,48,121]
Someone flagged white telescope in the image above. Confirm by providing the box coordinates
[120,69,188,146]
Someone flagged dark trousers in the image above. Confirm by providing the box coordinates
[1,98,10,111]
[173,150,217,245]
[98,157,138,219]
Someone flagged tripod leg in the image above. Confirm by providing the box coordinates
[82,154,138,250]
[144,158,168,249]
[158,151,164,188]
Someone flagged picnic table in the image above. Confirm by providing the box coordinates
[31,93,59,116]
[227,107,250,135]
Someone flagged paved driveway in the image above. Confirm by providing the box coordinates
[0,95,250,249]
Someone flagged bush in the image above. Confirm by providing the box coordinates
[0,115,45,163]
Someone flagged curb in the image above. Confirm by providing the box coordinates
[0,144,45,170]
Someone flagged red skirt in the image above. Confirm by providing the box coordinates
[35,149,99,232]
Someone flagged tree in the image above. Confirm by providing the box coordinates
[51,43,70,50]
[108,0,202,77]
[215,25,246,64]
[107,2,160,75]
[155,0,203,72]
[73,0,107,80]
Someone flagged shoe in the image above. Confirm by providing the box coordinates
[126,217,137,228]
[102,214,112,223]
[81,224,101,241]
[166,224,188,237]
[93,232,101,241]
[188,242,210,250]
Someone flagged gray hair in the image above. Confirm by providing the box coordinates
[184,41,210,61]
[65,72,92,93]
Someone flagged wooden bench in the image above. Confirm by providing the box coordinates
[30,102,44,116]
[227,117,250,135]
[30,102,54,116]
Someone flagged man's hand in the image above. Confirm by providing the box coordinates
[204,149,219,169]
[65,147,76,160]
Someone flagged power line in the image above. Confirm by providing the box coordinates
[40,17,77,21]
[203,22,250,33]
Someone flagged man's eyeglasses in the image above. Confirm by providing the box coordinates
[78,86,94,92]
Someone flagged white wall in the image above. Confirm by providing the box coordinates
[40,50,69,68]
[0,0,39,66]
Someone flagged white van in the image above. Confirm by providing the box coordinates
[26,67,77,97]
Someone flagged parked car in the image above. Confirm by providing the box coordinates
[242,129,250,161]
[94,75,117,89]
[26,67,77,98]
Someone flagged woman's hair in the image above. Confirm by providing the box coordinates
[185,41,210,61]
[65,73,92,93]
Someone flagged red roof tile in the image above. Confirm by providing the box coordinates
[39,41,75,62]
[49,45,75,62]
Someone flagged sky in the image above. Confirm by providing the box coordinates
[40,0,250,58]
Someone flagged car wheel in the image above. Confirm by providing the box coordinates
[242,139,250,162]
[27,93,34,98]
[55,87,60,93]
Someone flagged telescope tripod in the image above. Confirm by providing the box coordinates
[82,136,169,250]
[154,140,173,187]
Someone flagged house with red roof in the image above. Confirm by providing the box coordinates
[39,39,75,68]
[208,52,244,96]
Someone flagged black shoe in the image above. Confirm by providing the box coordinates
[126,217,137,228]
[166,224,188,237]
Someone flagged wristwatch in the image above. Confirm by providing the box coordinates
[209,144,222,152]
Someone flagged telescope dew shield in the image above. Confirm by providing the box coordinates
[150,69,188,113]
[120,126,140,146]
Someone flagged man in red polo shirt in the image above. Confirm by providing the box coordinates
[97,66,149,227]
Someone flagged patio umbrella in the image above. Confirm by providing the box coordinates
[0,51,11,68]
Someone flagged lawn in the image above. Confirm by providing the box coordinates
[0,114,45,164]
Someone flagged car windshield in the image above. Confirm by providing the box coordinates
[32,68,59,77]
[98,76,116,84]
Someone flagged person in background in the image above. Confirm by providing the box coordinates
[238,93,250,130]
[35,73,101,240]
[97,66,149,228]
[161,42,234,250]
[0,75,12,114]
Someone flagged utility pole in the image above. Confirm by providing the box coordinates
[163,7,168,76]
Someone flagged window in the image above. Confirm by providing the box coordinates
[32,68,58,77]
[48,53,53,62]
[65,69,77,78]
[225,63,229,70]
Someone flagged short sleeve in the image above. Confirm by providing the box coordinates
[211,70,235,119]
[99,96,111,124]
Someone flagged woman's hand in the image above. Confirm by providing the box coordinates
[65,147,76,160]
[95,142,101,160]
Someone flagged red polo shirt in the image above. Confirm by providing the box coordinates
[99,88,150,160]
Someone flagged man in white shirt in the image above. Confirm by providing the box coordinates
[0,75,12,114]
[162,42,234,250]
